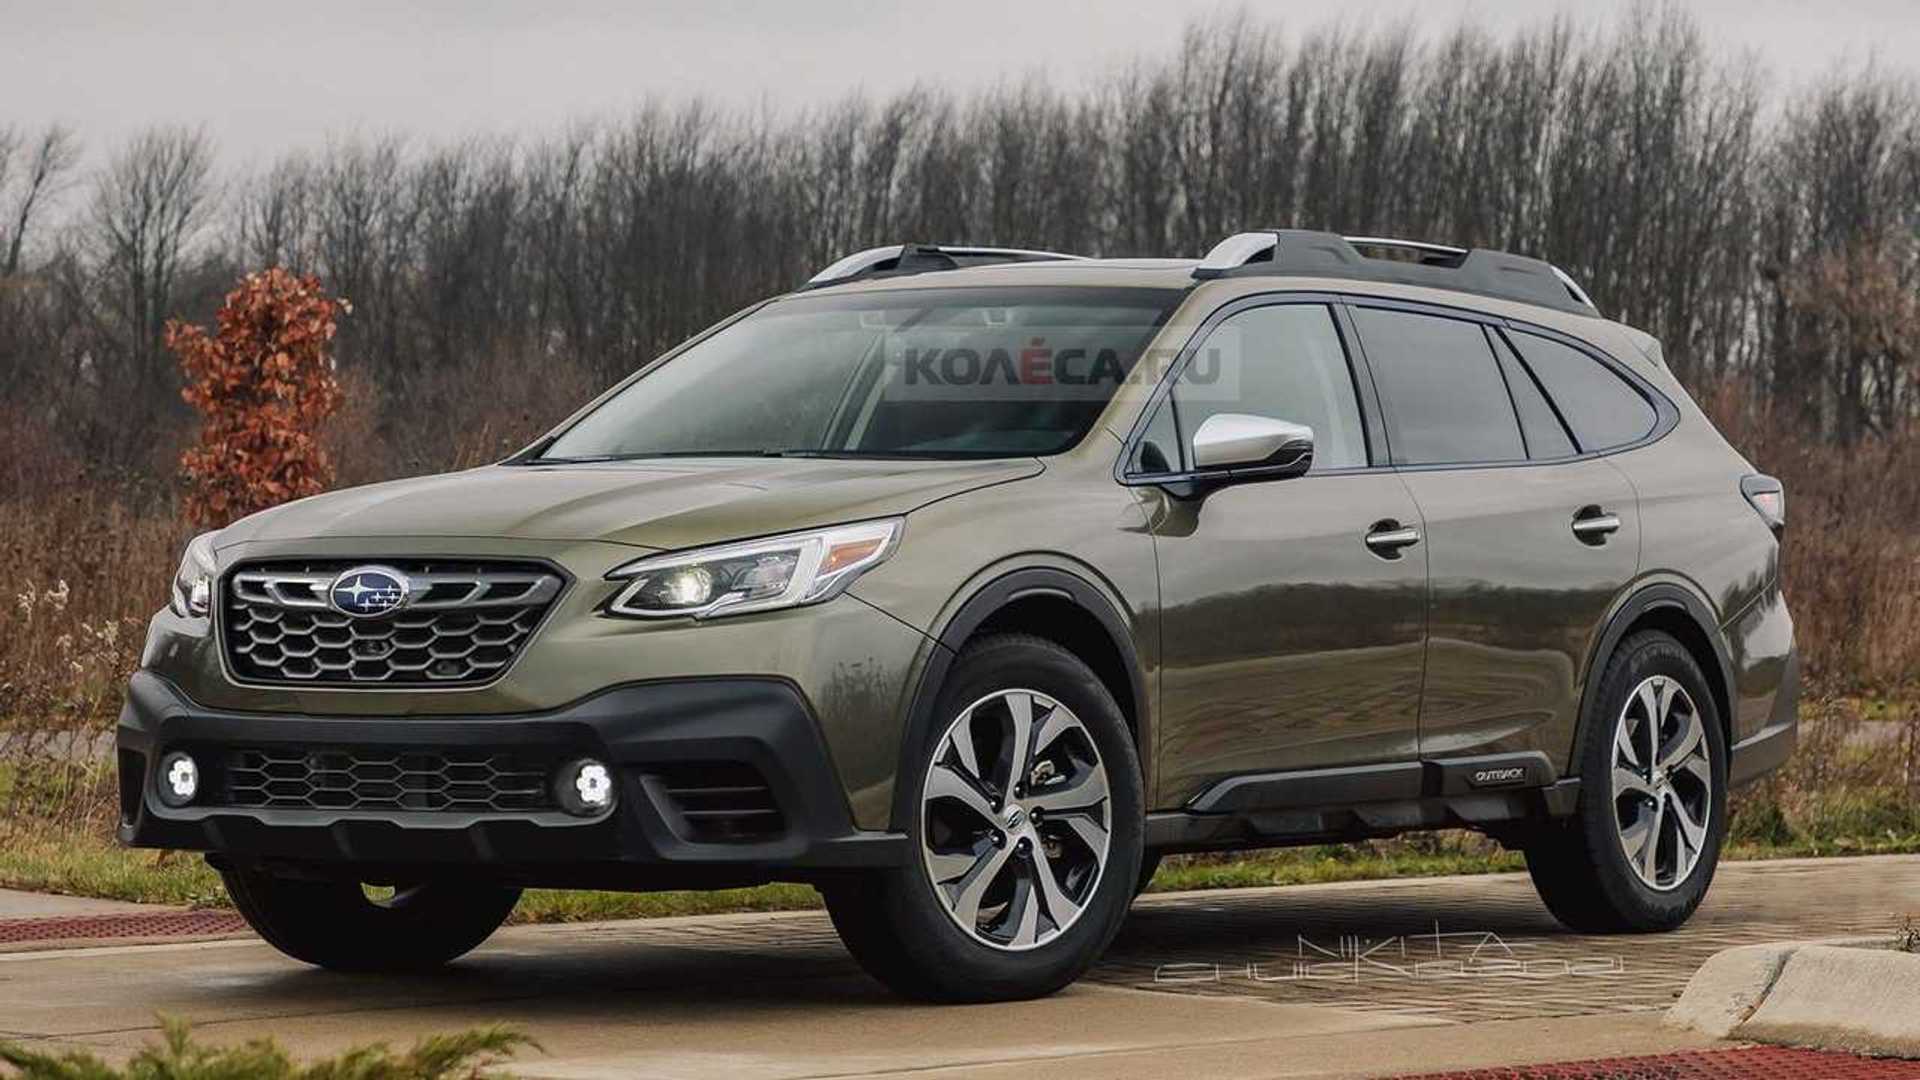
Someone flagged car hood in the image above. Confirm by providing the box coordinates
[215,457,1044,553]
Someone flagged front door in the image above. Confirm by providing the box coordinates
[1131,300,1428,804]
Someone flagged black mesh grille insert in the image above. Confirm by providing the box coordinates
[650,762,785,842]
[213,746,560,813]
[221,559,564,687]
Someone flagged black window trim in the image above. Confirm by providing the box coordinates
[1334,294,1679,475]
[1114,289,1680,487]
[1112,291,1384,487]
[1485,324,1584,461]
[1497,322,1666,457]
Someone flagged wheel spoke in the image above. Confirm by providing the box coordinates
[1641,795,1668,881]
[1643,679,1665,774]
[1619,803,1658,881]
[1056,808,1109,857]
[1003,873,1042,948]
[1002,692,1036,794]
[1669,793,1708,861]
[1027,764,1109,814]
[1677,755,1712,789]
[926,762,997,826]
[947,842,1015,929]
[947,709,985,787]
[1660,708,1704,770]
[926,844,985,885]
[1613,766,1655,801]
[1028,704,1075,773]
[1029,839,1082,928]
[1615,713,1644,769]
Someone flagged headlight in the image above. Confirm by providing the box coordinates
[605,519,901,620]
[169,531,218,618]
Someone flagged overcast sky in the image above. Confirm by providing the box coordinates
[6,0,1917,169]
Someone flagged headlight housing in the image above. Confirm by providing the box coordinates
[605,519,901,620]
[169,531,219,619]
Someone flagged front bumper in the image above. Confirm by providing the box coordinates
[117,670,908,889]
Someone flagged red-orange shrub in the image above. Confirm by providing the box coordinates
[169,269,347,526]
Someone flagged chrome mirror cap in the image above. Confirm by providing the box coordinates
[1191,413,1315,473]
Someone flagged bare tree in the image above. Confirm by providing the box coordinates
[87,126,218,439]
[0,125,81,277]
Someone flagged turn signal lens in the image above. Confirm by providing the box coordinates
[1740,475,1785,534]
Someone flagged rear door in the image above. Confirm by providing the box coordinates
[1346,302,1643,767]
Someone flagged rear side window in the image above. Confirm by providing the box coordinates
[1350,308,1525,466]
[1507,331,1656,451]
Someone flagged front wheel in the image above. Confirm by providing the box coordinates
[824,634,1143,1001]
[222,866,520,971]
[1526,630,1727,932]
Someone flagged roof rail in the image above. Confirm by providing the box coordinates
[805,244,1086,289]
[1192,230,1600,317]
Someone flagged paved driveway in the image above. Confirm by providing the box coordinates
[0,855,1913,1079]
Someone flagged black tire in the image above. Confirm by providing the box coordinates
[222,866,520,971]
[1135,850,1163,896]
[823,633,1144,1002]
[1525,630,1728,933]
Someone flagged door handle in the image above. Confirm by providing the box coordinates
[1364,522,1422,558]
[1572,508,1622,543]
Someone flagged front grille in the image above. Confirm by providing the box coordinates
[213,746,560,813]
[649,762,785,842]
[221,559,564,687]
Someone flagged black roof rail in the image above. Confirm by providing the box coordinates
[1192,230,1600,317]
[804,243,1085,289]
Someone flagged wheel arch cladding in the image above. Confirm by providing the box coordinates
[1578,584,1735,775]
[889,568,1149,830]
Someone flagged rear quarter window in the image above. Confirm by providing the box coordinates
[1507,331,1657,451]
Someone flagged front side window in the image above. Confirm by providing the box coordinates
[1162,303,1368,473]
[1507,331,1657,451]
[541,287,1183,461]
[1351,307,1525,466]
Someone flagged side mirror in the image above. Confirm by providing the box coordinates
[1191,413,1315,478]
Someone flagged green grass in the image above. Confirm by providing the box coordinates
[0,827,826,922]
[6,815,1918,924]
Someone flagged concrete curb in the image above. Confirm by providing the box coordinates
[1668,938,1920,1057]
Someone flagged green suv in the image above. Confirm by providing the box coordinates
[121,231,1798,1001]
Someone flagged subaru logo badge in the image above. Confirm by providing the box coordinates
[328,566,410,619]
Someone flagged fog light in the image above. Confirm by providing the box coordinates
[557,758,615,816]
[157,751,199,808]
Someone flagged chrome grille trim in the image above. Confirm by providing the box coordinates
[220,559,566,687]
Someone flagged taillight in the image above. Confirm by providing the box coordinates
[1741,474,1785,534]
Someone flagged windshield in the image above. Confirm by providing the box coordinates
[539,287,1184,461]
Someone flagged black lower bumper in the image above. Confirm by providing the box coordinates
[117,671,907,889]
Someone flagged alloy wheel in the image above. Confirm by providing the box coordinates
[1610,675,1713,891]
[919,688,1112,951]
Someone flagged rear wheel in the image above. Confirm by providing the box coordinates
[222,866,520,971]
[1526,630,1727,932]
[824,634,1143,1001]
